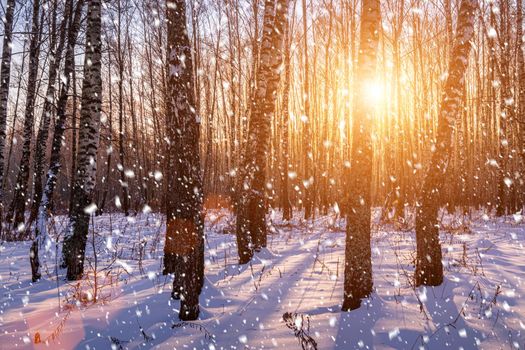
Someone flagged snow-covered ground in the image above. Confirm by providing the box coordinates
[1,209,524,349]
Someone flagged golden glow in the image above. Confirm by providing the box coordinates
[362,79,384,105]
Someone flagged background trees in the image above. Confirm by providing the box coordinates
[0,0,522,315]
[0,0,521,229]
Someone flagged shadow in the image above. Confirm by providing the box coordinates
[333,294,385,349]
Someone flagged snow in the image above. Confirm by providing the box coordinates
[1,209,525,349]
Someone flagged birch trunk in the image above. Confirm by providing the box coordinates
[8,0,41,235]
[62,0,103,281]
[495,0,512,216]
[0,0,16,235]
[162,0,205,321]
[116,0,130,216]
[31,0,84,282]
[342,0,381,311]
[281,22,293,221]
[518,0,525,205]
[30,0,70,224]
[415,0,477,286]
[235,0,289,263]
[302,0,313,220]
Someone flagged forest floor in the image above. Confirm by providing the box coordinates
[1,208,525,349]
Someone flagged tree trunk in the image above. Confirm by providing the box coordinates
[235,0,289,263]
[69,57,78,213]
[162,0,205,321]
[392,3,406,222]
[97,45,114,216]
[281,21,293,221]
[62,0,103,281]
[116,0,130,216]
[31,0,84,282]
[3,30,27,195]
[342,0,381,311]
[415,0,477,286]
[8,0,41,235]
[495,0,513,217]
[518,0,525,209]
[302,0,313,220]
[30,0,69,225]
[0,0,16,236]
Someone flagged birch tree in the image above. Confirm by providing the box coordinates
[62,0,103,281]
[30,0,83,282]
[518,0,525,181]
[0,0,16,235]
[342,0,381,311]
[301,0,313,220]
[162,0,205,321]
[8,0,41,234]
[115,0,130,216]
[415,0,477,286]
[30,0,70,224]
[236,0,289,263]
[281,20,293,221]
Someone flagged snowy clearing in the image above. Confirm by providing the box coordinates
[1,209,525,349]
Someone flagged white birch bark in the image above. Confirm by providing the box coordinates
[62,0,103,281]
[31,0,84,282]
[235,0,289,263]
[415,0,477,286]
[0,0,16,235]
[7,0,40,234]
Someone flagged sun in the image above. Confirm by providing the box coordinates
[362,79,384,105]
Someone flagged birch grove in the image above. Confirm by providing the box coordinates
[0,0,523,334]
